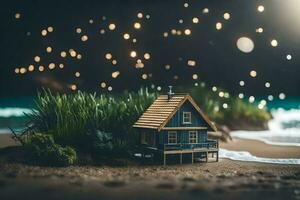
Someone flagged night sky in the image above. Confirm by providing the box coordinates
[1,0,300,99]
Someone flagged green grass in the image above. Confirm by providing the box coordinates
[24,88,156,150]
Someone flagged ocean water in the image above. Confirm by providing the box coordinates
[231,108,300,146]
[0,96,300,164]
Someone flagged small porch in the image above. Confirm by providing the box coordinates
[162,139,219,165]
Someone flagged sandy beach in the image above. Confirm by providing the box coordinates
[0,133,300,200]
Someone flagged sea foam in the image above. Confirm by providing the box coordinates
[231,108,300,146]
[219,148,300,165]
[0,107,32,118]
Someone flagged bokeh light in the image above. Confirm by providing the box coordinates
[236,37,254,53]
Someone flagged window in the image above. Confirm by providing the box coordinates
[168,131,177,144]
[189,131,197,144]
[182,112,192,124]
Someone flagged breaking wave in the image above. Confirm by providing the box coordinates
[0,107,32,118]
[219,148,300,165]
[231,108,300,146]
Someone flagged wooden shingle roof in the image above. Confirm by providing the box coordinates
[133,94,217,132]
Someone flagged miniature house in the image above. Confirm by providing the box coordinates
[133,89,219,165]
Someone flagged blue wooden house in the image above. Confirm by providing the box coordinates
[133,90,219,165]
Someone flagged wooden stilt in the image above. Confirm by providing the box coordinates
[206,152,208,162]
[216,151,219,162]
[164,153,166,165]
[212,152,214,158]
[191,152,194,164]
[180,153,183,164]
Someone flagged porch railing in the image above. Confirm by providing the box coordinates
[163,139,218,151]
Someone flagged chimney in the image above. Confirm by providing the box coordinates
[167,86,174,100]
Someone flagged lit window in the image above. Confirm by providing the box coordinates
[189,131,197,144]
[168,131,177,144]
[183,112,191,124]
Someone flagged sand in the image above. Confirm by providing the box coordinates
[220,138,300,158]
[0,133,300,200]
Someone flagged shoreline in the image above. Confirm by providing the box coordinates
[1,133,300,160]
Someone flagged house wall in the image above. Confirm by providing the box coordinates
[158,130,207,144]
[158,101,209,149]
[165,101,209,127]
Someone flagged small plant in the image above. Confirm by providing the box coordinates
[26,133,77,166]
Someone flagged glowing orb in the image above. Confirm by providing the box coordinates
[165,64,171,70]
[222,103,228,109]
[238,93,244,99]
[111,71,120,78]
[108,86,113,91]
[123,33,130,40]
[184,3,189,8]
[70,84,77,91]
[100,82,106,88]
[60,51,67,58]
[192,17,199,24]
[14,13,21,19]
[47,26,54,32]
[265,82,271,88]
[108,23,116,30]
[202,8,209,14]
[249,96,255,103]
[184,29,191,35]
[137,13,143,18]
[112,60,117,65]
[76,28,82,34]
[216,22,222,30]
[163,32,168,37]
[236,37,255,53]
[105,53,112,60]
[20,67,27,74]
[286,54,292,60]
[134,22,141,29]
[81,35,88,42]
[48,63,55,70]
[223,13,230,20]
[28,65,34,72]
[38,66,45,72]
[34,56,41,63]
[142,74,148,80]
[75,72,80,77]
[179,19,183,24]
[46,47,52,53]
[212,86,217,92]
[256,27,263,33]
[130,51,137,58]
[187,60,196,66]
[41,30,47,36]
[192,74,198,80]
[257,5,265,12]
[250,70,257,77]
[144,53,150,60]
[279,93,286,100]
[239,80,245,86]
[100,29,105,34]
[14,68,20,74]
[268,95,274,101]
[270,39,278,47]
[59,64,64,69]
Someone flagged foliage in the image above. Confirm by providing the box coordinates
[26,88,156,151]
[179,84,271,126]
[26,133,77,166]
